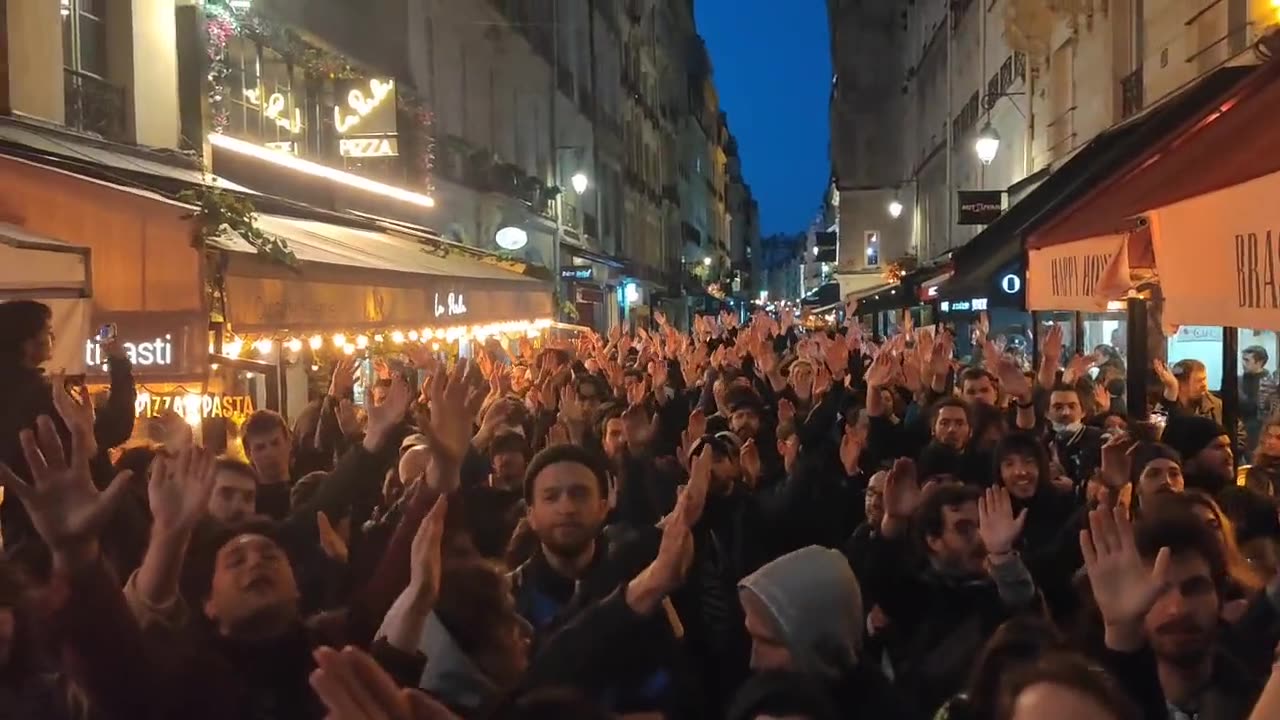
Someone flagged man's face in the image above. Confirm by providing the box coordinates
[1138,458,1185,501]
[731,408,761,440]
[204,534,299,635]
[491,451,526,490]
[962,376,998,406]
[602,418,626,460]
[864,471,888,526]
[0,607,13,667]
[1192,435,1234,482]
[1180,369,1209,401]
[740,589,794,673]
[245,428,291,483]
[1244,353,1265,374]
[1048,390,1084,428]
[208,469,257,525]
[527,461,608,559]
[576,381,604,416]
[1261,424,1280,457]
[933,406,971,450]
[926,502,985,574]
[1142,552,1220,667]
[1000,452,1039,500]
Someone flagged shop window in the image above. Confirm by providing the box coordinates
[1166,326,1224,393]
[226,38,309,149]
[1082,310,1129,386]
[1240,327,1280,450]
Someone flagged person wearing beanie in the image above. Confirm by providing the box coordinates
[737,546,908,717]
[1161,415,1234,495]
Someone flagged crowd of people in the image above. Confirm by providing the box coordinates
[3,296,1280,720]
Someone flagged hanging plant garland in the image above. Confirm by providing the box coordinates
[178,186,299,269]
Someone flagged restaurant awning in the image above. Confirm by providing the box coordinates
[1024,58,1280,323]
[215,214,553,332]
[0,224,93,373]
[946,65,1254,311]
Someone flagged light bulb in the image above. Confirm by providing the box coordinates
[373,334,384,343]
[309,335,323,350]
[888,199,904,218]
[342,343,356,356]
[332,333,347,347]
[286,338,303,353]
[408,330,420,341]
[356,335,369,349]
[391,330,406,344]
[254,339,274,355]
[225,339,244,357]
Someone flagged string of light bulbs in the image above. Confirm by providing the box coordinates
[212,318,554,358]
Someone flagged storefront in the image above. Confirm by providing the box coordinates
[210,211,554,419]
[1026,57,1279,430]
[935,259,1031,361]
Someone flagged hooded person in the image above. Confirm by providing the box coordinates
[736,546,909,718]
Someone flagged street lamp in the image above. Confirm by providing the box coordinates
[703,257,712,267]
[888,199,904,219]
[975,122,1000,166]
[571,171,589,195]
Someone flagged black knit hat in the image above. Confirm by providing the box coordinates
[1161,415,1228,462]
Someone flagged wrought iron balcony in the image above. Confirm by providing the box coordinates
[1121,67,1144,120]
[64,69,127,143]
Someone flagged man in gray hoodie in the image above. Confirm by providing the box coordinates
[738,545,912,718]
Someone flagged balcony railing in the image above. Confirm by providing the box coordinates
[1120,67,1144,120]
[64,69,127,143]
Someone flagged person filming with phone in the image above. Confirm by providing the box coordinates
[0,302,135,552]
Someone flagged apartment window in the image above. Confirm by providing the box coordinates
[865,231,880,267]
[224,37,309,149]
[61,0,108,77]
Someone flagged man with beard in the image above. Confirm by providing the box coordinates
[509,444,617,638]
[862,466,1041,715]
[1081,505,1262,719]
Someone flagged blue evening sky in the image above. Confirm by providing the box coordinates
[695,0,831,236]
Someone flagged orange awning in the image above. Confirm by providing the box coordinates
[1028,59,1280,250]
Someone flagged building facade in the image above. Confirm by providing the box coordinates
[829,0,1279,278]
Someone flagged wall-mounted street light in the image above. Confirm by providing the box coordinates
[571,171,589,195]
[888,199,904,219]
[703,257,713,266]
[975,122,1000,166]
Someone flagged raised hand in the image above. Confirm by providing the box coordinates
[317,510,351,564]
[839,425,865,476]
[1080,507,1172,644]
[311,645,462,720]
[978,486,1027,556]
[686,408,708,444]
[929,332,955,378]
[1063,353,1095,385]
[882,457,922,529]
[1153,359,1179,400]
[0,415,134,566]
[328,356,359,398]
[740,438,763,488]
[777,397,796,427]
[865,351,896,389]
[421,361,485,480]
[408,495,448,613]
[364,376,413,451]
[995,357,1033,403]
[148,446,218,533]
[1041,323,1065,365]
[1099,432,1136,488]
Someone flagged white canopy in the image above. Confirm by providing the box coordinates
[0,224,93,373]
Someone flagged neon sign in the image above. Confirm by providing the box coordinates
[85,335,173,369]
[243,88,303,134]
[434,292,467,317]
[334,79,396,134]
[339,137,399,158]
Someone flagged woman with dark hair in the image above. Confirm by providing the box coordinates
[934,617,1068,720]
[997,652,1140,720]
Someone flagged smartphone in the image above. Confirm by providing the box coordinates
[95,323,117,344]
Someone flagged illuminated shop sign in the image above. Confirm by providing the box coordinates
[85,334,173,369]
[334,78,396,134]
[339,136,399,158]
[136,392,256,425]
[939,298,989,313]
[243,89,304,134]
[434,292,467,317]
